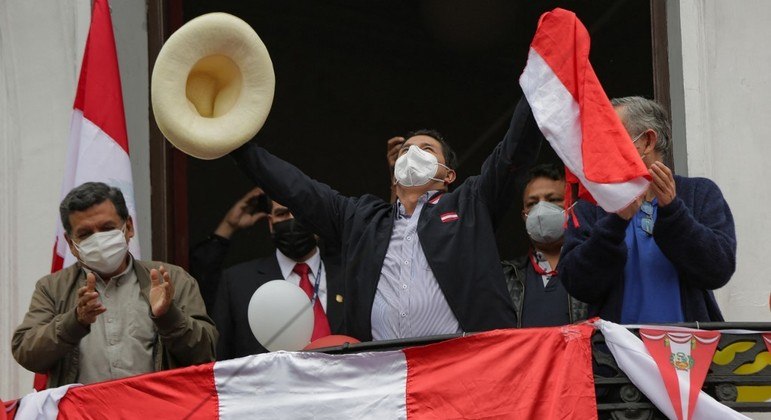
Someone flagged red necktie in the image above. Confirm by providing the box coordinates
[293,263,331,341]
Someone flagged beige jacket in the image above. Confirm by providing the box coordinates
[12,259,218,388]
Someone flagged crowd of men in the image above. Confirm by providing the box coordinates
[12,96,736,387]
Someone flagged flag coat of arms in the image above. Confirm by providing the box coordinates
[640,329,721,420]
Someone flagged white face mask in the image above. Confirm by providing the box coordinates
[525,201,565,244]
[74,224,129,274]
[394,145,449,187]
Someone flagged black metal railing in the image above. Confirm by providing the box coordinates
[312,322,771,418]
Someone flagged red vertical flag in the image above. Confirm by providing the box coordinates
[38,0,141,391]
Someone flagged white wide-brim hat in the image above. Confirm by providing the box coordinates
[151,13,275,160]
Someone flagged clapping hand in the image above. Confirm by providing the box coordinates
[76,273,106,325]
[149,266,175,317]
[649,161,676,206]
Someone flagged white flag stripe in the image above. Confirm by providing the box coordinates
[55,110,140,267]
[599,320,749,420]
[14,384,81,419]
[214,350,407,419]
[670,339,692,419]
[520,48,649,212]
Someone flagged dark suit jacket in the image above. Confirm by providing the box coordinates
[212,252,345,360]
[232,98,542,340]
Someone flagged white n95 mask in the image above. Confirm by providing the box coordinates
[74,225,129,274]
[394,145,449,187]
[525,202,565,244]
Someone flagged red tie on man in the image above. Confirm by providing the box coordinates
[293,263,331,341]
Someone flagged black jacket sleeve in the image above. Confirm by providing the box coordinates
[473,98,543,225]
[231,144,354,247]
[653,179,736,290]
[559,201,630,304]
[189,234,231,313]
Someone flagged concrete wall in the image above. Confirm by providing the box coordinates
[0,0,151,400]
[668,0,771,322]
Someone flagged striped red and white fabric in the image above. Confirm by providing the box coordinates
[519,8,650,213]
[51,0,140,273]
[17,326,597,419]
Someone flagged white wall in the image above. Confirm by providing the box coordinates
[669,0,771,322]
[0,0,151,400]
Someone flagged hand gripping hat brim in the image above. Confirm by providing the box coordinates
[151,13,275,160]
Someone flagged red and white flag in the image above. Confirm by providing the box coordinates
[598,320,749,420]
[640,329,721,420]
[519,8,650,213]
[51,0,140,272]
[16,326,598,419]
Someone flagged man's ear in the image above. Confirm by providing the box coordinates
[125,216,135,240]
[641,130,658,156]
[64,232,78,259]
[444,169,457,185]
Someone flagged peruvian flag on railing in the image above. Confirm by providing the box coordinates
[40,0,140,391]
[15,327,598,419]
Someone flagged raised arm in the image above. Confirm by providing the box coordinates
[231,143,354,246]
[474,97,543,224]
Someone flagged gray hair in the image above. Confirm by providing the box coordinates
[611,96,672,157]
[60,182,129,234]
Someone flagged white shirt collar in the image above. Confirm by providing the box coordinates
[275,247,322,279]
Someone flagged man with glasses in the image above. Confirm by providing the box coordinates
[559,97,736,323]
[13,182,217,387]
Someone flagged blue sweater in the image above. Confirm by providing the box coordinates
[559,175,736,322]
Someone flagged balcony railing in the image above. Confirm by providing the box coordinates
[312,322,771,418]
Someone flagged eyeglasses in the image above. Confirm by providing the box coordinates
[640,201,654,235]
[631,131,647,143]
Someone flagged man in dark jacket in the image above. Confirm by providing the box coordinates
[189,187,267,312]
[232,98,542,341]
[212,198,345,359]
[560,97,736,323]
[502,164,587,327]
